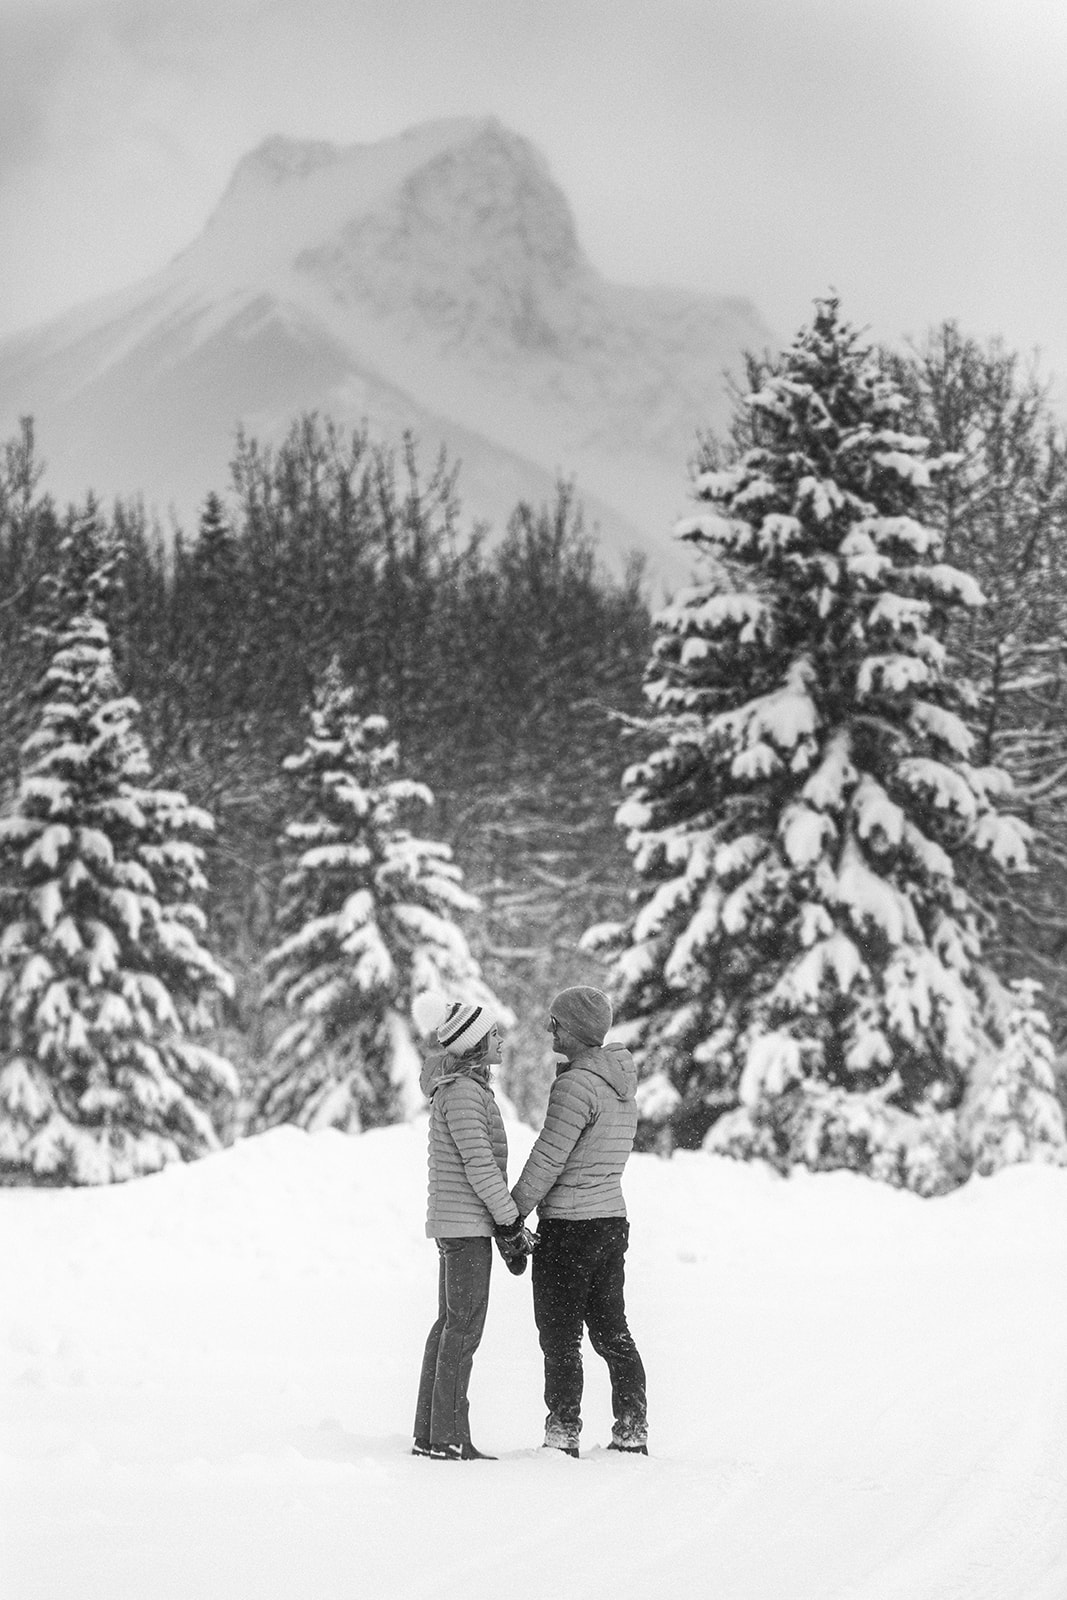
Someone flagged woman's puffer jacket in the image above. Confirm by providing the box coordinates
[421,1051,519,1238]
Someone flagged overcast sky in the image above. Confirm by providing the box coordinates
[3,0,1067,397]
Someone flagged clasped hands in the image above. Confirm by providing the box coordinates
[494,1217,539,1275]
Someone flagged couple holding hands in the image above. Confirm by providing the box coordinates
[412,985,648,1462]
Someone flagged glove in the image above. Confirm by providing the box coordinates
[495,1217,539,1275]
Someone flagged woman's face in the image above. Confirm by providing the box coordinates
[482,1023,504,1066]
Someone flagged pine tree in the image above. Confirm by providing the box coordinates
[965,980,1067,1174]
[193,491,238,581]
[0,511,236,1184]
[0,418,60,804]
[586,300,1029,1193]
[183,490,248,722]
[256,658,503,1133]
[888,326,1067,1042]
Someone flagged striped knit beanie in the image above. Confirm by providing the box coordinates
[412,992,497,1057]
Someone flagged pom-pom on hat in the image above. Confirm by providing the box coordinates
[551,986,613,1047]
[412,991,451,1038]
[412,991,497,1056]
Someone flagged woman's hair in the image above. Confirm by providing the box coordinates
[455,1029,494,1066]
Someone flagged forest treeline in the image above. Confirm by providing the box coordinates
[0,414,653,1120]
[1,317,1065,1131]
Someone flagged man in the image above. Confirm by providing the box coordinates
[512,985,648,1457]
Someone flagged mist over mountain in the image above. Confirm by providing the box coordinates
[0,117,772,578]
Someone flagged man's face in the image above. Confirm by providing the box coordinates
[547,1012,570,1059]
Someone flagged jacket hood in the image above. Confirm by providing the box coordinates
[420,1050,458,1098]
[420,1050,490,1099]
[566,1042,637,1100]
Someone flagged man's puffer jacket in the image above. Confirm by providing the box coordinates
[421,1051,519,1239]
[512,1043,638,1221]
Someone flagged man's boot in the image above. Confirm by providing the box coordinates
[543,1414,580,1458]
[608,1414,648,1455]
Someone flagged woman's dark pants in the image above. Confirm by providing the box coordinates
[532,1216,647,1446]
[414,1236,492,1447]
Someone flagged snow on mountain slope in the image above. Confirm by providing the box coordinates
[3,1119,1066,1600]
[0,118,771,582]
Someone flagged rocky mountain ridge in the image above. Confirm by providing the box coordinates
[0,116,772,582]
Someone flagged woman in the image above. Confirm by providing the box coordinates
[411,993,532,1462]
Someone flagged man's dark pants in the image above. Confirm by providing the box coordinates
[414,1236,492,1446]
[532,1216,647,1445]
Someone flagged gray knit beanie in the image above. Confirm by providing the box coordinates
[551,986,613,1047]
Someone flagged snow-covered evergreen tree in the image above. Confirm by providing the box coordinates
[0,512,236,1185]
[889,325,1067,1045]
[965,980,1067,1174]
[586,300,1030,1193]
[256,658,504,1133]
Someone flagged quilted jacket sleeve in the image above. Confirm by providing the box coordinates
[512,1071,594,1218]
[440,1080,519,1228]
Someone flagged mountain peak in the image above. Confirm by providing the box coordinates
[185,116,568,290]
[223,116,505,199]
[181,117,590,353]
[293,118,588,352]
[223,135,343,194]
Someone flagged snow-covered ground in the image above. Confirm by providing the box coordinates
[3,1117,1066,1600]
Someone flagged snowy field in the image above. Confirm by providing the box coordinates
[3,1118,1067,1600]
